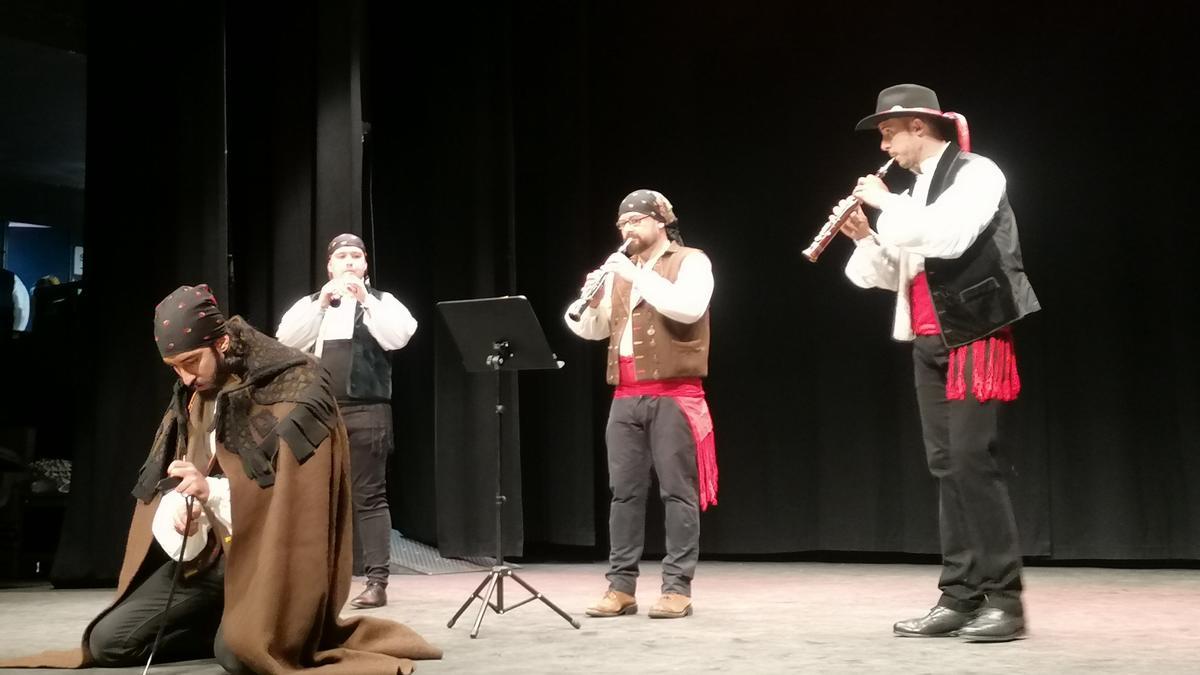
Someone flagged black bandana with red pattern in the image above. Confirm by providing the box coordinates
[617,189,677,225]
[154,284,227,357]
[327,233,367,258]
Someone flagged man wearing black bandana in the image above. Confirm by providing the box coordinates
[276,233,418,609]
[0,285,441,672]
[85,284,239,669]
[565,190,718,621]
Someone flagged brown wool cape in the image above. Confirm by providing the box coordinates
[0,317,442,673]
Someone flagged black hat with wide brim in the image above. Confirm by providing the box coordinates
[854,83,969,150]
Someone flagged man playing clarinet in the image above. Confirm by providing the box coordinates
[833,84,1040,642]
[565,189,718,621]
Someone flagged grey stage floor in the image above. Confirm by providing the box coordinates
[2,561,1198,674]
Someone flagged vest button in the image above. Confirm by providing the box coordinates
[647,327,656,336]
[652,369,659,378]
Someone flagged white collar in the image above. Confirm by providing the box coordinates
[915,141,951,177]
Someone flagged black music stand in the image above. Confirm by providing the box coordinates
[437,295,580,638]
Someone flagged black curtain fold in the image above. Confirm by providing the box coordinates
[51,0,229,584]
[367,0,527,558]
[225,0,364,329]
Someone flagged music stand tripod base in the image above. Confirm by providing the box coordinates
[437,296,581,637]
[446,563,581,638]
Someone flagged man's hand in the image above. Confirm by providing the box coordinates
[318,279,343,308]
[341,276,368,303]
[173,499,203,536]
[600,252,638,284]
[166,460,210,503]
[851,174,890,209]
[834,200,873,241]
[582,270,606,307]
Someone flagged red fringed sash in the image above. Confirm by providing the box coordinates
[911,271,1021,402]
[946,327,1021,402]
[614,357,718,510]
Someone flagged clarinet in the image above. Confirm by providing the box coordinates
[566,238,633,321]
[802,158,894,263]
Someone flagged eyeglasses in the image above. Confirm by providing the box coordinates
[615,213,653,229]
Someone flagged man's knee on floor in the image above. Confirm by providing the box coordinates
[87,620,142,667]
[213,628,252,674]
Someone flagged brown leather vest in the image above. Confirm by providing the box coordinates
[607,243,711,384]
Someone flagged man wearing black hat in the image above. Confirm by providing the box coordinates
[830,84,1040,641]
[1,284,441,671]
[276,233,417,609]
[565,189,718,621]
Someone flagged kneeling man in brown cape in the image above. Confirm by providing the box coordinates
[0,284,441,673]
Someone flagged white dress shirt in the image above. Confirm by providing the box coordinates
[10,273,29,331]
[565,247,714,351]
[276,287,417,356]
[844,142,1007,341]
[151,430,234,562]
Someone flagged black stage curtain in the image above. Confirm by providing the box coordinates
[50,1,229,584]
[50,3,1198,585]
[365,2,527,558]
[365,2,1199,560]
[224,0,364,324]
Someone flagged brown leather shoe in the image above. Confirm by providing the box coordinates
[585,590,637,617]
[349,581,387,609]
[648,593,692,619]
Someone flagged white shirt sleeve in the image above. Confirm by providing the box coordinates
[564,274,613,341]
[150,475,234,561]
[873,157,1007,260]
[203,476,233,536]
[844,236,901,291]
[276,295,324,351]
[361,291,418,350]
[635,252,714,324]
[11,275,30,331]
[151,490,211,562]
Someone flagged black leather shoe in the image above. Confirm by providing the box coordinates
[893,606,978,637]
[956,608,1026,642]
[349,581,388,609]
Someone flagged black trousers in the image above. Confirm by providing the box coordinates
[604,396,700,597]
[340,401,393,585]
[913,335,1024,615]
[88,558,247,673]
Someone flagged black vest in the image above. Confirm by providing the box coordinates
[308,288,393,402]
[924,144,1041,347]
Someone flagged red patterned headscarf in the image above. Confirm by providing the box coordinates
[153,284,227,357]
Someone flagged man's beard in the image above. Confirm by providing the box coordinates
[203,350,236,393]
[624,235,650,256]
